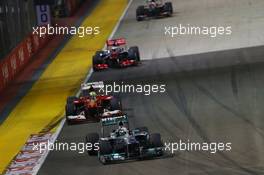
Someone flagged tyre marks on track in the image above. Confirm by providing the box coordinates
[165,47,262,175]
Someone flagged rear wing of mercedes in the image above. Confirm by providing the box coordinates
[101,115,128,126]
[101,114,129,136]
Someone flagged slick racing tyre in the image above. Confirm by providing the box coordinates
[86,133,99,156]
[128,46,140,63]
[149,133,163,148]
[66,97,77,117]
[110,97,122,111]
[164,2,173,16]
[65,102,77,125]
[136,5,145,21]
[92,51,104,71]
[67,96,77,104]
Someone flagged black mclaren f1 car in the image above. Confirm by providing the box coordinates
[136,0,173,21]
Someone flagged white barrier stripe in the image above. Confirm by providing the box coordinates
[31,118,65,175]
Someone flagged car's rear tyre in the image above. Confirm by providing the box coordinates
[65,102,76,116]
[67,96,77,104]
[128,46,140,62]
[135,126,149,133]
[93,51,104,71]
[164,2,173,16]
[136,5,145,21]
[65,103,76,125]
[66,96,78,124]
[86,133,99,156]
[149,133,163,148]
[110,97,122,111]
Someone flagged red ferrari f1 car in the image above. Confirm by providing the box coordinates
[92,38,140,71]
[65,82,122,125]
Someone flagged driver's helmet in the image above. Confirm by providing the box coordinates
[116,121,127,136]
[111,46,119,52]
[119,121,124,127]
[117,128,127,137]
[118,130,126,137]
[89,91,97,100]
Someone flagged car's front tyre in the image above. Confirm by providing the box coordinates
[136,6,145,21]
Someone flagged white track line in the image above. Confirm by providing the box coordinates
[33,1,133,174]
[108,0,133,41]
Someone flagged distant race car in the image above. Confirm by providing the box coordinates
[85,115,164,164]
[92,38,140,71]
[65,81,122,124]
[136,0,173,21]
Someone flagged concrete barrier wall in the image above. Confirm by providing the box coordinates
[0,0,89,92]
[0,28,51,92]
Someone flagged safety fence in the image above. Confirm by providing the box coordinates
[0,0,36,60]
[0,0,89,93]
[65,0,85,16]
[0,27,51,92]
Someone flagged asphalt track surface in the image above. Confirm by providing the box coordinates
[39,46,264,175]
[39,0,264,175]
[115,0,264,59]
